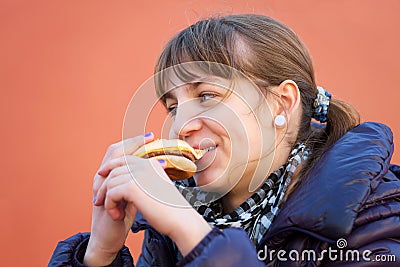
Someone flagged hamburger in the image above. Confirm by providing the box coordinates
[133,139,206,180]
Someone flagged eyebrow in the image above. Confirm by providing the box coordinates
[162,82,202,99]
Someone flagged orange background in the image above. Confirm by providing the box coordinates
[1,1,399,266]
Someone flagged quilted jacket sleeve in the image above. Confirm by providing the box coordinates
[177,227,265,267]
[48,232,134,267]
[49,228,266,267]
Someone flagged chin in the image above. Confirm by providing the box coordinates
[194,170,231,194]
[193,172,212,187]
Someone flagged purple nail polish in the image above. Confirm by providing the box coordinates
[144,132,153,137]
[158,159,166,164]
[92,196,97,203]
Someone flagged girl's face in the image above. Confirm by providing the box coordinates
[164,71,278,195]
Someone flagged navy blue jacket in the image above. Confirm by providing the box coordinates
[49,122,400,266]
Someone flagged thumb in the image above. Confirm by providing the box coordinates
[124,203,137,229]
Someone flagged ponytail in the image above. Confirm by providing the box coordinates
[325,99,360,146]
[286,97,360,198]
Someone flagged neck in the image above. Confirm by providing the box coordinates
[221,143,292,214]
[221,187,252,213]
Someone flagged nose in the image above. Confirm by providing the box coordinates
[170,104,202,139]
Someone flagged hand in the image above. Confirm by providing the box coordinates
[83,133,156,266]
[93,140,212,258]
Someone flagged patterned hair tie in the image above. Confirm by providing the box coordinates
[312,86,331,123]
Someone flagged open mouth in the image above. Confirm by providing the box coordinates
[195,144,218,173]
[203,146,217,152]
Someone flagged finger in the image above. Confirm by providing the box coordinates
[101,132,155,165]
[99,158,171,222]
[94,174,132,206]
[97,156,128,178]
[92,173,107,196]
[94,133,154,194]
[95,158,167,203]
[93,157,128,195]
[123,132,154,155]
[124,202,138,224]
[152,158,168,169]
[104,182,136,220]
[98,155,155,178]
[107,201,127,221]
[108,163,130,179]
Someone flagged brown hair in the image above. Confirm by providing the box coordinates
[155,14,360,194]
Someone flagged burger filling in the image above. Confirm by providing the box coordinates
[143,150,196,161]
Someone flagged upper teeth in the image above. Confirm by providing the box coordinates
[204,146,216,152]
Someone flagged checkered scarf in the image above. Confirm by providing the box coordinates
[175,143,310,246]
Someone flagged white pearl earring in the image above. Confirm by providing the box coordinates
[274,115,286,128]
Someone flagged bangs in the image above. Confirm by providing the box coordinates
[154,18,240,101]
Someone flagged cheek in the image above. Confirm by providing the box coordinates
[206,104,271,163]
[250,105,276,154]
[231,110,275,153]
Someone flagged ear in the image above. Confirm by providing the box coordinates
[274,80,301,121]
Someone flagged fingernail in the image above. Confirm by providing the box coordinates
[158,159,166,164]
[144,132,153,137]
[92,196,97,203]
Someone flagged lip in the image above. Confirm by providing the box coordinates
[192,141,217,151]
[186,139,217,164]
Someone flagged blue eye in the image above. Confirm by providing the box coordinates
[200,93,216,102]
